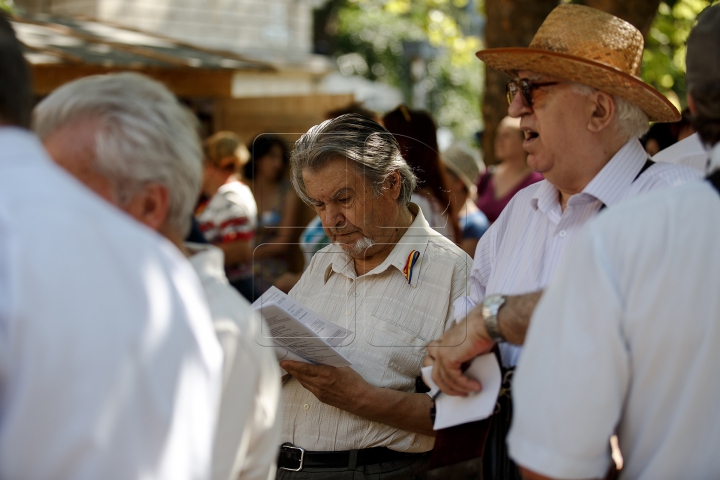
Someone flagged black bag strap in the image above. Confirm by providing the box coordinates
[598,158,655,212]
[707,169,720,195]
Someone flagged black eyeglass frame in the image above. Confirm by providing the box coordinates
[506,79,562,108]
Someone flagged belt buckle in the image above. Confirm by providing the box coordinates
[279,443,305,472]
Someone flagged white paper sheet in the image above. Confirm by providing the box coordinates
[254,287,352,347]
[422,353,502,430]
[253,287,353,367]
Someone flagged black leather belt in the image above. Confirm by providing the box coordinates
[278,442,422,471]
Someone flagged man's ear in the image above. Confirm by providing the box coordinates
[386,170,402,200]
[587,91,616,133]
[124,182,170,231]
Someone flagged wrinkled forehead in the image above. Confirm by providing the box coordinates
[302,157,366,198]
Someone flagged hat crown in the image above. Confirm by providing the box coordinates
[528,4,644,77]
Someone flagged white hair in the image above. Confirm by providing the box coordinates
[569,83,650,142]
[33,72,202,237]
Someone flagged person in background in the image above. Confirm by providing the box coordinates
[476,116,543,223]
[0,18,222,476]
[196,131,258,301]
[383,105,462,243]
[642,108,696,156]
[33,72,280,480]
[441,142,489,256]
[641,121,676,156]
[245,134,310,294]
[508,5,720,478]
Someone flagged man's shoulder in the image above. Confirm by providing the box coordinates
[215,182,257,209]
[636,161,704,190]
[425,231,472,265]
[595,181,718,244]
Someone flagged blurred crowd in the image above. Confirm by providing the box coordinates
[2,2,720,480]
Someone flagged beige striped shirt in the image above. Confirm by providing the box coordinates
[283,204,472,452]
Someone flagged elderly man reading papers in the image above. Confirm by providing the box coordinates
[275,114,471,479]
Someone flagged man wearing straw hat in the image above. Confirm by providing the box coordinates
[425,4,701,477]
[508,5,720,479]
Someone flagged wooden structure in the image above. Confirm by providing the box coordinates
[11,13,355,139]
[214,93,354,143]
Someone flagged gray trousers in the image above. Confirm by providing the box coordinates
[275,451,431,480]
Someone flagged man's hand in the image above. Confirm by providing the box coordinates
[425,291,544,396]
[281,360,436,436]
[424,305,494,396]
[280,361,372,413]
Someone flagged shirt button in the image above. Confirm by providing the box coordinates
[346,309,352,316]
[303,403,310,411]
[558,230,567,237]
[354,291,360,297]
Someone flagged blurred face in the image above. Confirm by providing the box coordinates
[443,167,467,205]
[302,157,401,260]
[257,144,284,182]
[494,121,526,163]
[508,70,592,181]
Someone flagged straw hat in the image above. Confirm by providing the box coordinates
[476,4,679,123]
[442,143,483,199]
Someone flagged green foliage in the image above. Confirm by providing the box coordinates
[0,0,14,13]
[643,0,718,109]
[330,0,483,142]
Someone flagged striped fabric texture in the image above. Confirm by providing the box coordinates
[283,204,472,453]
[453,138,703,367]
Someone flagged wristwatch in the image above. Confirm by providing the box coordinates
[482,294,507,343]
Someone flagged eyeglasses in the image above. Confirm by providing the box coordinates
[506,79,561,108]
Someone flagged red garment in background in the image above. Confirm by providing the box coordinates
[476,171,544,223]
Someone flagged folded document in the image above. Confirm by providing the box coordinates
[422,353,502,430]
[252,287,353,367]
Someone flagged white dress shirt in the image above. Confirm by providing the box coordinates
[454,138,703,366]
[284,204,471,452]
[509,145,720,479]
[187,244,281,480]
[652,132,708,172]
[0,128,223,480]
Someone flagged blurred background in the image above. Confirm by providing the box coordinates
[0,0,713,163]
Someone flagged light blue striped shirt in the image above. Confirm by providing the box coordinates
[453,138,703,366]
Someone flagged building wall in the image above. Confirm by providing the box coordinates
[18,0,324,63]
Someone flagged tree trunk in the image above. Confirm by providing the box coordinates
[580,0,661,36]
[482,0,558,165]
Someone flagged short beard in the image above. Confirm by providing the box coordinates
[335,235,375,256]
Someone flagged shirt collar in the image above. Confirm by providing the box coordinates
[530,138,649,212]
[581,138,649,208]
[186,242,228,284]
[322,202,435,287]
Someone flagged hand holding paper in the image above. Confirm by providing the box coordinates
[422,353,502,430]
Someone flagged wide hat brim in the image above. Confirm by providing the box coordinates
[477,47,680,123]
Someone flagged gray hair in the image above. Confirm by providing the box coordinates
[33,72,202,237]
[290,114,417,206]
[569,83,650,142]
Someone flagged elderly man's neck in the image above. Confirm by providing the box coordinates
[556,131,629,211]
[353,204,414,276]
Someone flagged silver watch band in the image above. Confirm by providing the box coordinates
[482,294,507,343]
